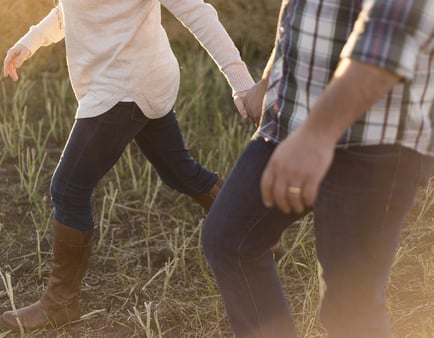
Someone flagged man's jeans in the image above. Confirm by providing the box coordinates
[51,102,217,230]
[202,137,433,338]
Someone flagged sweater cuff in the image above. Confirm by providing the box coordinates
[16,27,45,55]
[223,62,255,96]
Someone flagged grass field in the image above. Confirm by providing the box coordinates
[0,1,433,338]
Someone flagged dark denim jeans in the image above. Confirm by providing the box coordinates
[202,137,433,338]
[51,102,217,230]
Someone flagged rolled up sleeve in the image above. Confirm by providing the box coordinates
[341,0,434,80]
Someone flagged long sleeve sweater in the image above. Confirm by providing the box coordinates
[17,0,254,119]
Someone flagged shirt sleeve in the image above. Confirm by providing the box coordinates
[16,4,65,55]
[160,0,254,95]
[340,0,434,80]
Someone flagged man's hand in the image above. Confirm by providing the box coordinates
[260,126,335,214]
[243,78,268,126]
[3,44,31,81]
[260,58,400,214]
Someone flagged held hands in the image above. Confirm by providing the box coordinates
[3,44,31,81]
[233,78,268,125]
[244,78,267,126]
[233,90,249,119]
[260,126,335,214]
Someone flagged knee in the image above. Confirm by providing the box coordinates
[50,171,92,207]
[50,173,64,207]
[201,216,237,270]
[50,174,93,230]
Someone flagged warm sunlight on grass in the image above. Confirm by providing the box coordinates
[0,1,432,337]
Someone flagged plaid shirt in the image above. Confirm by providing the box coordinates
[256,0,434,157]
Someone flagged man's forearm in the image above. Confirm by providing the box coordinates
[261,47,276,81]
[301,58,401,145]
[262,0,288,81]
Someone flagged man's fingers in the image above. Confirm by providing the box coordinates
[286,185,305,214]
[301,178,320,208]
[261,161,306,214]
[272,177,291,213]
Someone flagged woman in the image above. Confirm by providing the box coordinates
[2,0,254,331]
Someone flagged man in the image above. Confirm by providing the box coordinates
[201,1,434,337]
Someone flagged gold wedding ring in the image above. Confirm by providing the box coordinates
[287,186,302,195]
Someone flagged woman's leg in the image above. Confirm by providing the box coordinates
[2,102,148,331]
[51,102,149,230]
[133,110,218,197]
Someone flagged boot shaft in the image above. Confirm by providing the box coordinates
[42,220,93,306]
[1,220,93,331]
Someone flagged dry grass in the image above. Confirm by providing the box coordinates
[0,1,433,338]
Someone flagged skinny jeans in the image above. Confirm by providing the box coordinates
[51,102,217,230]
[202,137,433,338]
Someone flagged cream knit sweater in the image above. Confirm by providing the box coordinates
[17,0,254,118]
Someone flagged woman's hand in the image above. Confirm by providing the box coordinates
[233,90,249,119]
[3,44,31,81]
[234,77,268,124]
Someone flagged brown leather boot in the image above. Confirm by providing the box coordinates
[1,220,93,331]
[191,176,225,211]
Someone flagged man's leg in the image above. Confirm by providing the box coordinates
[314,145,431,338]
[202,138,306,338]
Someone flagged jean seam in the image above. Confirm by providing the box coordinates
[236,207,278,338]
[380,146,403,228]
[53,118,104,227]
